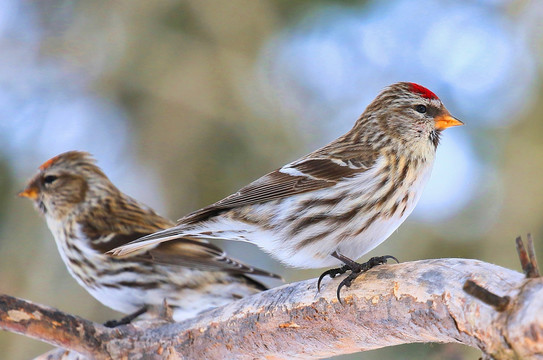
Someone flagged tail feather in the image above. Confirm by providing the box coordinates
[108,231,283,281]
[108,227,251,257]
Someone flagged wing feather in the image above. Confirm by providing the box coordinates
[179,157,372,224]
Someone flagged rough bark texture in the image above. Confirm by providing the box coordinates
[1,256,542,360]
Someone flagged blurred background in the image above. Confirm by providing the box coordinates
[1,0,542,358]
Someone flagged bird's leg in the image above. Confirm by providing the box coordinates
[317,251,399,303]
[103,306,147,328]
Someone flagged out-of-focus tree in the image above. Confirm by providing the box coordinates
[0,0,542,359]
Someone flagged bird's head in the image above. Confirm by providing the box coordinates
[360,82,463,153]
[18,151,111,221]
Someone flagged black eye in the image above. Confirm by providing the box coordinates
[43,175,58,185]
[415,105,427,113]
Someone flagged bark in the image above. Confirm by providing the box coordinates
[1,237,541,360]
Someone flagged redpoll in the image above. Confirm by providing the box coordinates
[110,82,462,298]
[19,151,280,325]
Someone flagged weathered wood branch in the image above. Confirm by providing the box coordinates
[0,294,123,359]
[1,237,541,359]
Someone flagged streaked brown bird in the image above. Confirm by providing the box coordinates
[19,151,280,326]
[110,82,463,299]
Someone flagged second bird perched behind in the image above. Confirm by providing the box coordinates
[111,82,463,295]
[19,151,280,325]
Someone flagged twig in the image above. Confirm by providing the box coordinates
[515,234,541,278]
[463,280,510,311]
[526,234,541,278]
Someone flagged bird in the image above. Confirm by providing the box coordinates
[109,82,463,299]
[19,151,281,326]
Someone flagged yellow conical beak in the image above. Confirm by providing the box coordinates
[18,187,38,200]
[434,113,464,130]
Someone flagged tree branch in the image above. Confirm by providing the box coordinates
[1,239,541,359]
[0,294,125,359]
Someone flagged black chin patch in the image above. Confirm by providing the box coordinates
[429,130,441,148]
[38,201,47,214]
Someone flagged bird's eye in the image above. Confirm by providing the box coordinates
[43,175,58,185]
[415,105,427,113]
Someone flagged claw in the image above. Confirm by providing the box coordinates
[326,254,400,304]
[379,255,399,264]
[336,271,358,303]
[103,306,147,328]
[337,282,344,304]
[317,265,349,292]
[317,270,332,292]
[336,276,350,304]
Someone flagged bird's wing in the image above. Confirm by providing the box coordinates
[81,198,174,254]
[179,156,374,224]
[109,148,378,257]
[84,197,281,279]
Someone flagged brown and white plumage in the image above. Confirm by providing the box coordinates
[110,82,463,270]
[19,151,280,322]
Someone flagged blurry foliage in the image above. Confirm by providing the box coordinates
[1,0,542,359]
[274,0,370,20]
[0,158,13,225]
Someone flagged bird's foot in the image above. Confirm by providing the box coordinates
[103,306,147,328]
[317,264,350,292]
[318,252,399,304]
